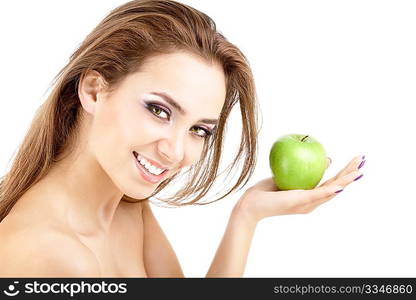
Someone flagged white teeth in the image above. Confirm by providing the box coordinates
[149,165,157,174]
[153,169,163,176]
[136,153,165,176]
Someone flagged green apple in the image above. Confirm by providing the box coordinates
[269,134,327,190]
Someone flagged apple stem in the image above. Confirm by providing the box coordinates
[301,135,309,142]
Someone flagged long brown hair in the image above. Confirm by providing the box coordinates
[0,0,258,221]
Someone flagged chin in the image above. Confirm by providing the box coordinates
[123,186,156,200]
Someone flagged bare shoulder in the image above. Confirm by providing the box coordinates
[0,221,100,277]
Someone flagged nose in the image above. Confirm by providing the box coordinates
[158,131,186,166]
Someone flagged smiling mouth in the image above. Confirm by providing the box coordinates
[133,151,169,176]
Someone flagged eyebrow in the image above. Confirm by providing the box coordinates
[149,91,219,125]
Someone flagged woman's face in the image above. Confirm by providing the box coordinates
[87,52,226,199]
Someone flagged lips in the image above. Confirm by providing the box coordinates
[133,151,168,170]
[132,151,169,184]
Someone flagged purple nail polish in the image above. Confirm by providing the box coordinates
[362,155,366,160]
[358,160,366,169]
[354,174,364,181]
[335,189,343,193]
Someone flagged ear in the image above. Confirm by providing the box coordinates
[78,70,107,115]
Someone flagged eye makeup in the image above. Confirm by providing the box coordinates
[142,98,214,139]
[191,126,213,138]
[144,101,171,121]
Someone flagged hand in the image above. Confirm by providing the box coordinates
[235,155,365,224]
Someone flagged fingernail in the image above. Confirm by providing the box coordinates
[334,189,343,193]
[358,160,366,169]
[354,174,364,181]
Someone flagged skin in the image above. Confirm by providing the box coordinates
[0,51,226,277]
[0,50,365,277]
[207,155,364,277]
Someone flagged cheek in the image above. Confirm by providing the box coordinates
[94,105,132,148]
[128,107,169,146]
[89,101,141,166]
[95,100,208,166]
[99,101,159,148]
[184,140,205,166]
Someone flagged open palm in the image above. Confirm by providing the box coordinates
[237,155,365,223]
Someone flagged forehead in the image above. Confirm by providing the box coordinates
[126,51,226,118]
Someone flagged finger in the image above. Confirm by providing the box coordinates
[335,155,365,180]
[319,155,364,187]
[294,184,344,207]
[334,170,364,186]
[311,170,364,208]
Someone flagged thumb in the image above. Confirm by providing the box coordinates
[326,157,332,169]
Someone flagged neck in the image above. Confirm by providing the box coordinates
[40,145,124,236]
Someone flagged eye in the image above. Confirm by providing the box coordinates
[146,103,170,120]
[190,126,213,139]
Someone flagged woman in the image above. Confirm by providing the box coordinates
[0,0,364,277]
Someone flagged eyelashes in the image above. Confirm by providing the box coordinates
[145,102,213,139]
[146,103,170,120]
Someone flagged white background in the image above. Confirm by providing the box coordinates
[0,0,415,277]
